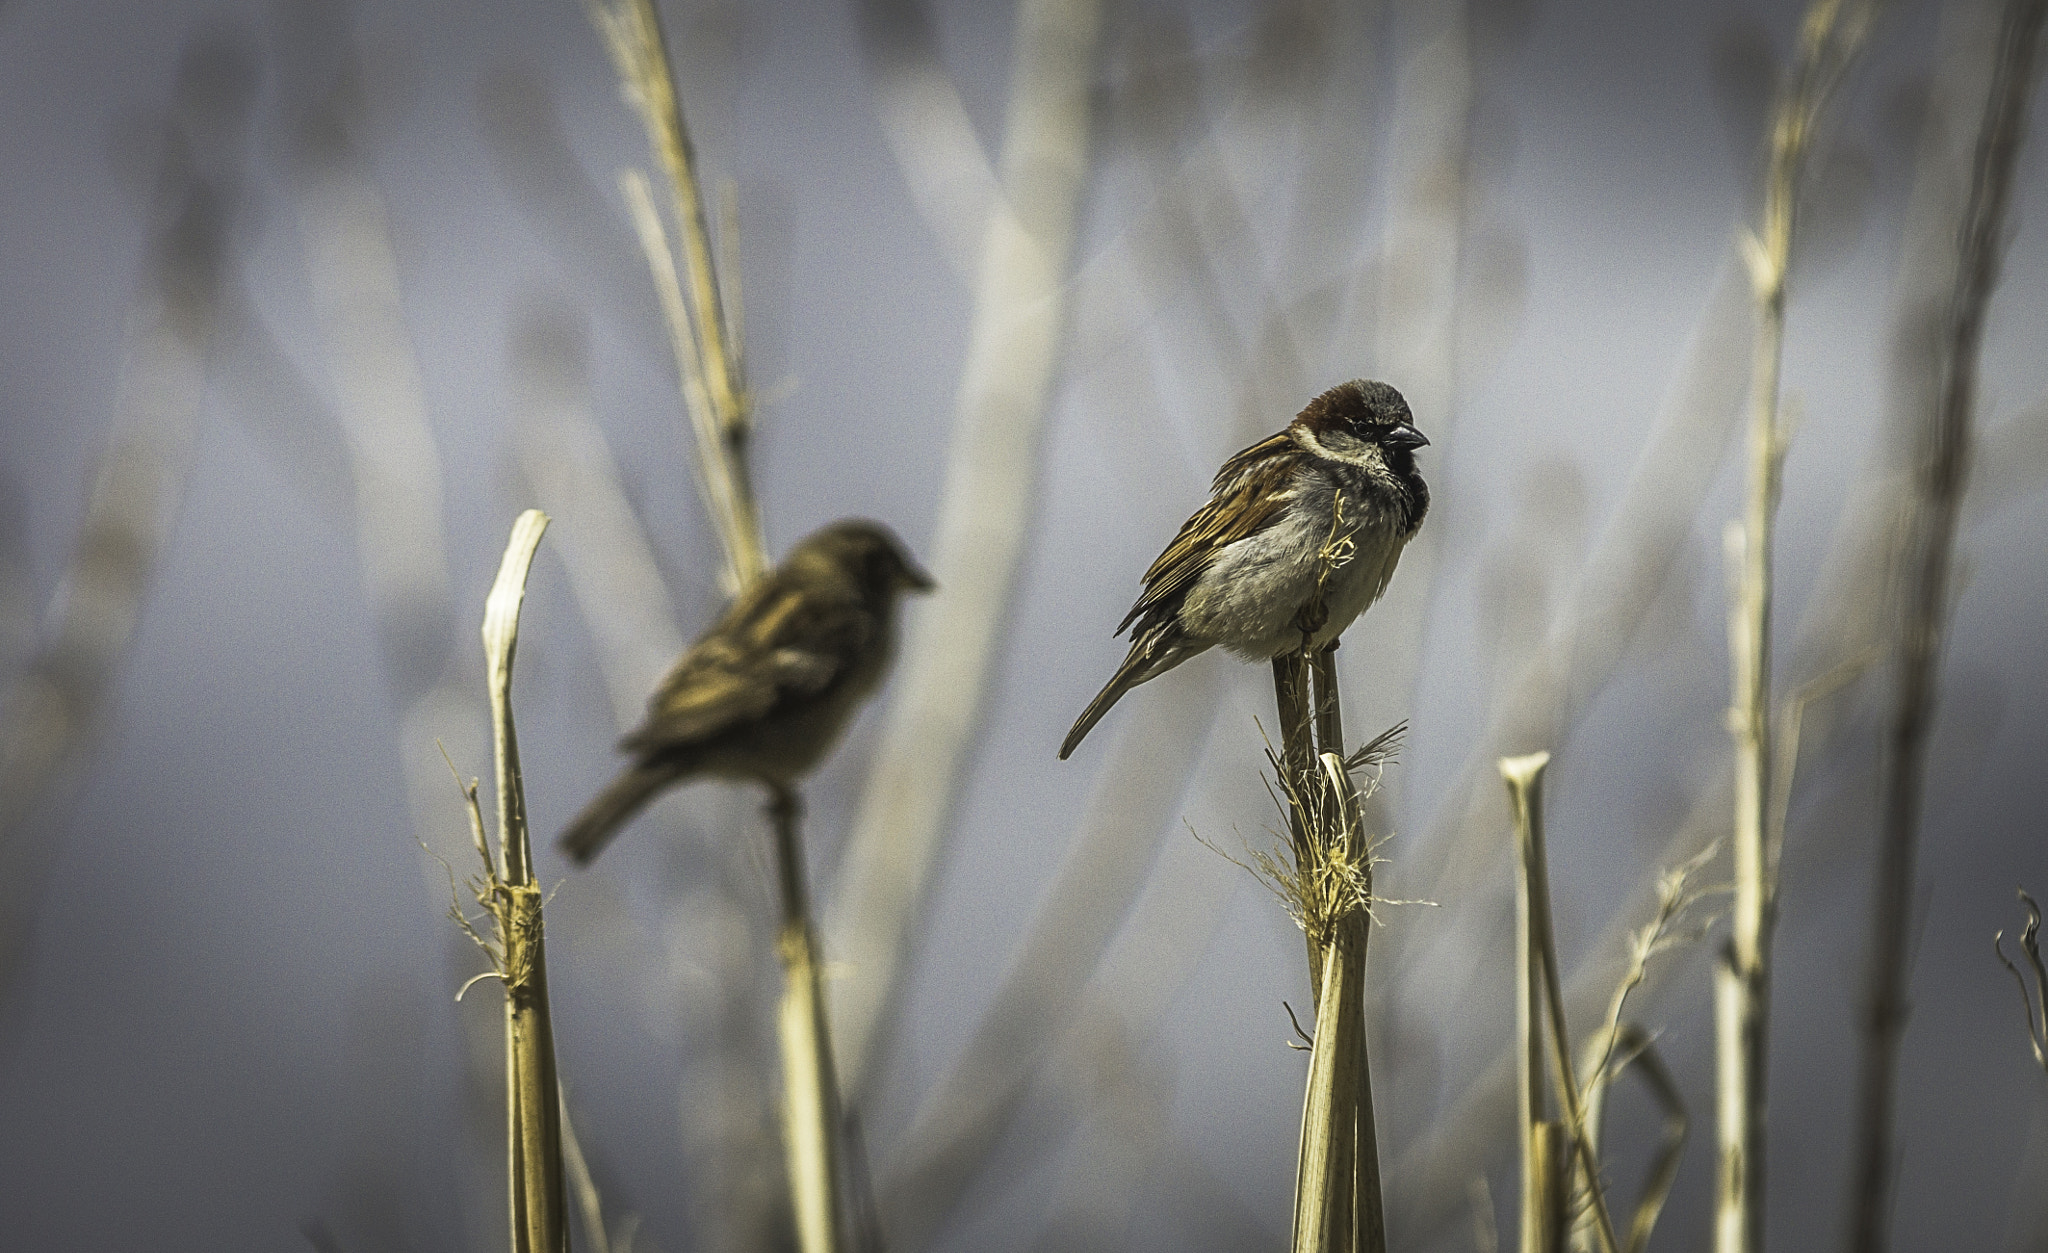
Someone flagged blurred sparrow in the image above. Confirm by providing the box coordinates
[561,519,933,864]
[1059,379,1429,759]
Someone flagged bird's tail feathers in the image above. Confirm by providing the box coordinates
[559,761,680,865]
[1058,642,1195,760]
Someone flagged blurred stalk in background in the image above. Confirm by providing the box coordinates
[0,33,257,1008]
[1846,0,2047,1246]
[587,0,858,1244]
[1717,3,1873,1250]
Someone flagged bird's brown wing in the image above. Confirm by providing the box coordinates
[622,579,874,753]
[1116,431,1298,637]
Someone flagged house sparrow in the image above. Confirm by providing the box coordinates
[560,519,933,864]
[1059,379,1429,759]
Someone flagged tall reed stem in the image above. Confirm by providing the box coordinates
[586,4,858,1245]
[1512,750,1558,1253]
[1276,650,1323,997]
[1501,753,1622,1253]
[589,0,766,593]
[1280,645,1387,1253]
[1845,0,2047,1245]
[1718,5,1872,1249]
[770,786,846,1253]
[450,510,566,1253]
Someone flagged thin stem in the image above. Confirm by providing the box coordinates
[1294,911,1366,1253]
[1515,762,1545,1251]
[1289,748,1387,1253]
[823,0,1106,1101]
[1523,1122,1569,1253]
[476,510,565,1253]
[560,1091,613,1253]
[1846,0,2048,1245]
[1994,890,2048,1073]
[1719,4,1874,1249]
[1308,648,1388,1252]
[1276,651,1323,996]
[619,170,741,584]
[1576,1026,1689,1253]
[1277,631,1388,1252]
[1312,643,1345,752]
[1502,753,1622,1253]
[1585,843,1722,1147]
[769,785,845,1253]
[589,0,766,592]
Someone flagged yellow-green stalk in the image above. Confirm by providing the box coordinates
[1571,844,1718,1253]
[1275,650,1323,995]
[1510,750,1560,1253]
[585,3,856,1245]
[1273,642,1387,1253]
[447,509,564,1253]
[769,786,846,1253]
[1718,5,1873,1250]
[1501,753,1621,1253]
[587,0,765,594]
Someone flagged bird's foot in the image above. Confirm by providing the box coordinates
[765,783,803,831]
[1293,597,1329,643]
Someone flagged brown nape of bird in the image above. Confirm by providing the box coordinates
[1059,378,1430,760]
[560,519,933,865]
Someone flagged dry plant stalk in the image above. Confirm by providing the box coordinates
[1500,753,1622,1253]
[826,0,1104,1100]
[1718,3,1873,1250]
[768,786,846,1253]
[509,302,784,1252]
[1274,651,1324,993]
[1587,843,1722,1123]
[1847,0,2047,1245]
[1995,891,2048,1075]
[587,0,765,593]
[445,509,565,1253]
[1522,1121,1569,1253]
[1570,846,1720,1253]
[1258,641,1387,1253]
[585,4,857,1246]
[1510,753,1553,1253]
[1576,1026,1687,1253]
[560,1091,617,1253]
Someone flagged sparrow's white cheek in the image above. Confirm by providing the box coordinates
[1294,426,1387,472]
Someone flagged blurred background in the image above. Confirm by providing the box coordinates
[2,0,2047,1250]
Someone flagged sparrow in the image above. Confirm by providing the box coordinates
[560,519,933,864]
[1059,379,1429,759]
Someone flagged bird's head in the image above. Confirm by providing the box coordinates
[799,519,935,598]
[1297,379,1429,469]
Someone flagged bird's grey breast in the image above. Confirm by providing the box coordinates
[1172,460,1340,656]
[1300,457,1408,630]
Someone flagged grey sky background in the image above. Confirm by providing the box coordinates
[2,0,2047,1251]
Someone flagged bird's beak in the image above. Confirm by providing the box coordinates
[1383,422,1430,450]
[899,559,936,593]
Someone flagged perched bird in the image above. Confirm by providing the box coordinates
[1059,379,1430,759]
[560,519,932,864]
